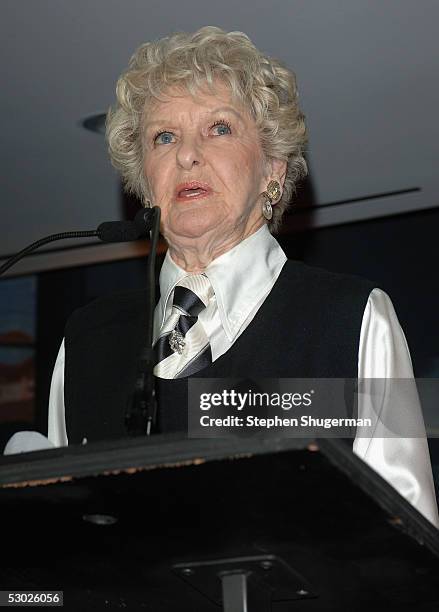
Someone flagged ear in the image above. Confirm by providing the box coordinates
[267,157,287,187]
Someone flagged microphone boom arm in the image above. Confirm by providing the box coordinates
[0,208,155,278]
[0,230,98,276]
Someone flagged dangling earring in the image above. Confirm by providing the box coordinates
[262,199,273,221]
[261,180,282,221]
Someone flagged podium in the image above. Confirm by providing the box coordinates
[0,435,438,610]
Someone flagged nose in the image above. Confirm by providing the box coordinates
[176,134,203,170]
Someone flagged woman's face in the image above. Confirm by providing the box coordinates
[143,82,277,259]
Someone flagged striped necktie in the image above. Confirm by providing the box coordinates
[154,274,213,379]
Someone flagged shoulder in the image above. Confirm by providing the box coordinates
[281,260,378,298]
[65,289,148,344]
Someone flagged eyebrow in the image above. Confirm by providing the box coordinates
[208,106,244,120]
[144,106,244,129]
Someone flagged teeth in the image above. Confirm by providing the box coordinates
[179,188,206,197]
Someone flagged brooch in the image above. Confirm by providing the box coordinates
[169,329,185,354]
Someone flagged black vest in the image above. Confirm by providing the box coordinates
[64,261,376,443]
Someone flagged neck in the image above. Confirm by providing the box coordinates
[165,219,265,273]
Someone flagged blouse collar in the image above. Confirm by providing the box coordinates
[156,224,287,341]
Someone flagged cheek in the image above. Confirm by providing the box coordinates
[218,152,260,188]
[144,160,167,203]
[235,143,265,181]
[235,151,265,197]
[143,159,154,193]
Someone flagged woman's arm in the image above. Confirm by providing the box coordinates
[353,288,439,527]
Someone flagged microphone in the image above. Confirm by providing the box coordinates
[97,208,155,243]
[97,221,141,243]
[0,208,156,276]
[134,208,155,237]
[125,206,161,436]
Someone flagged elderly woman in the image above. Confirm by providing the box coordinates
[45,27,437,526]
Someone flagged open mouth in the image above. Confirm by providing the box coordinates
[175,182,213,201]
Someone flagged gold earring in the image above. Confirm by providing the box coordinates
[266,180,282,203]
[261,180,282,221]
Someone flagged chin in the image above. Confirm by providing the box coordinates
[168,208,224,240]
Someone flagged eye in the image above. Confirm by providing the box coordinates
[153,131,175,145]
[210,120,232,136]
